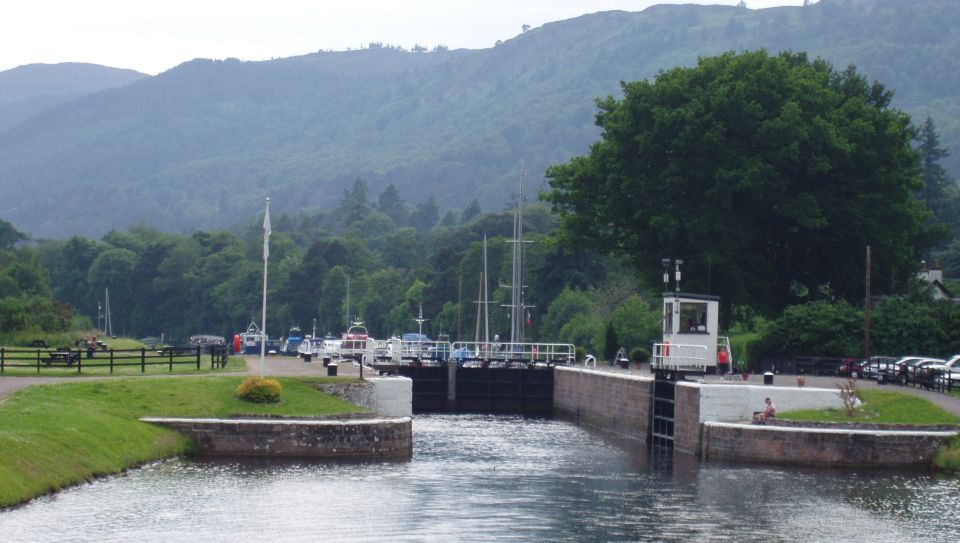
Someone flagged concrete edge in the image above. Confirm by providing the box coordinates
[704,421,959,437]
[555,366,653,383]
[140,416,412,426]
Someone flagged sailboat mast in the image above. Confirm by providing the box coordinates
[483,234,490,346]
[104,287,113,337]
[508,170,529,344]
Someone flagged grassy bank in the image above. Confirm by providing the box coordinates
[0,377,363,508]
[779,389,960,425]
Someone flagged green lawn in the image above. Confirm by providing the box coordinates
[0,376,364,508]
[779,389,960,425]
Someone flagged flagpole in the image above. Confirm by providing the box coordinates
[260,197,271,376]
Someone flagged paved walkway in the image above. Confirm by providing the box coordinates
[594,363,960,418]
[0,355,363,401]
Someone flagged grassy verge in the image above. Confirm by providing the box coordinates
[0,354,246,376]
[0,376,363,508]
[934,435,960,472]
[779,389,960,425]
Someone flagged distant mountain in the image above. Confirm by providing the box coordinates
[0,62,148,132]
[1,0,959,239]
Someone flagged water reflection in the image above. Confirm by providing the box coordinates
[1,415,957,542]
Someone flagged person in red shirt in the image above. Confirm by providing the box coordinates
[717,346,730,377]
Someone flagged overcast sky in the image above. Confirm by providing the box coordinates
[1,1,804,75]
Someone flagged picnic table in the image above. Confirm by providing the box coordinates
[45,350,80,366]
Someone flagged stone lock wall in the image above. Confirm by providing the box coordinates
[553,367,652,441]
[318,377,413,417]
[673,382,701,454]
[142,417,413,459]
[701,422,956,467]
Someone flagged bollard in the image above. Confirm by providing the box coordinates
[763,372,774,385]
[327,362,338,377]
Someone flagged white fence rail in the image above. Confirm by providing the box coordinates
[652,343,708,371]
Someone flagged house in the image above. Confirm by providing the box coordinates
[917,260,957,301]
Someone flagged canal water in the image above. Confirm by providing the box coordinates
[2,415,958,542]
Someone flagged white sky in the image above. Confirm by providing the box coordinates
[1,1,803,75]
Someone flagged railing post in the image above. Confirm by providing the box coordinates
[37,349,41,374]
[1,347,4,373]
[77,350,82,374]
[141,348,146,373]
[197,346,201,370]
[109,349,114,374]
[169,348,174,372]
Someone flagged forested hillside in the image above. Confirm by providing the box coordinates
[1,0,959,238]
[0,63,147,133]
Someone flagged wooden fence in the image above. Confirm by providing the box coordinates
[0,346,230,374]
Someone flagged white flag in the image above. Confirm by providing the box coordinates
[263,201,271,262]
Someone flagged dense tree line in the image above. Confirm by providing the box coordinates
[0,184,662,358]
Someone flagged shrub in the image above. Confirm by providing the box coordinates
[574,346,585,362]
[235,376,282,403]
[934,435,960,472]
[629,347,650,363]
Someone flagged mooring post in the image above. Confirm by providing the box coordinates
[447,360,457,410]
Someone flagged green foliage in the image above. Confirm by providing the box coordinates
[610,295,661,352]
[0,217,26,249]
[728,331,762,372]
[235,376,283,403]
[546,50,930,314]
[603,321,619,361]
[629,346,650,363]
[0,377,362,508]
[872,297,960,357]
[917,117,960,246]
[934,435,960,472]
[754,300,863,358]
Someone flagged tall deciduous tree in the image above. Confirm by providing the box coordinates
[546,50,931,313]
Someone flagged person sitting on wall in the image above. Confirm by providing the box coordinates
[756,397,776,423]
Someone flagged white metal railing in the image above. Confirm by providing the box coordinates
[450,341,575,366]
[652,343,708,371]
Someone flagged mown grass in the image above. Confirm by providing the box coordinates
[779,389,960,425]
[0,353,246,376]
[0,376,364,508]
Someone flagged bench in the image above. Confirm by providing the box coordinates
[45,350,80,366]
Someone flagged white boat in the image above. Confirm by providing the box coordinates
[239,321,266,355]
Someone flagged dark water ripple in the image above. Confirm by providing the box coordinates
[1,414,958,542]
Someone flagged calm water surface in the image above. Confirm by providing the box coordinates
[2,414,958,542]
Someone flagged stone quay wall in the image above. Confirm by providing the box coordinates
[142,417,412,459]
[700,422,957,467]
[553,367,652,441]
[318,377,412,417]
[673,382,702,454]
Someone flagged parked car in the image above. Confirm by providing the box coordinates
[895,357,945,385]
[838,357,869,378]
[925,355,960,387]
[859,356,897,381]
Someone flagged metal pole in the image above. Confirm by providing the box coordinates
[864,245,872,360]
[260,197,271,376]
